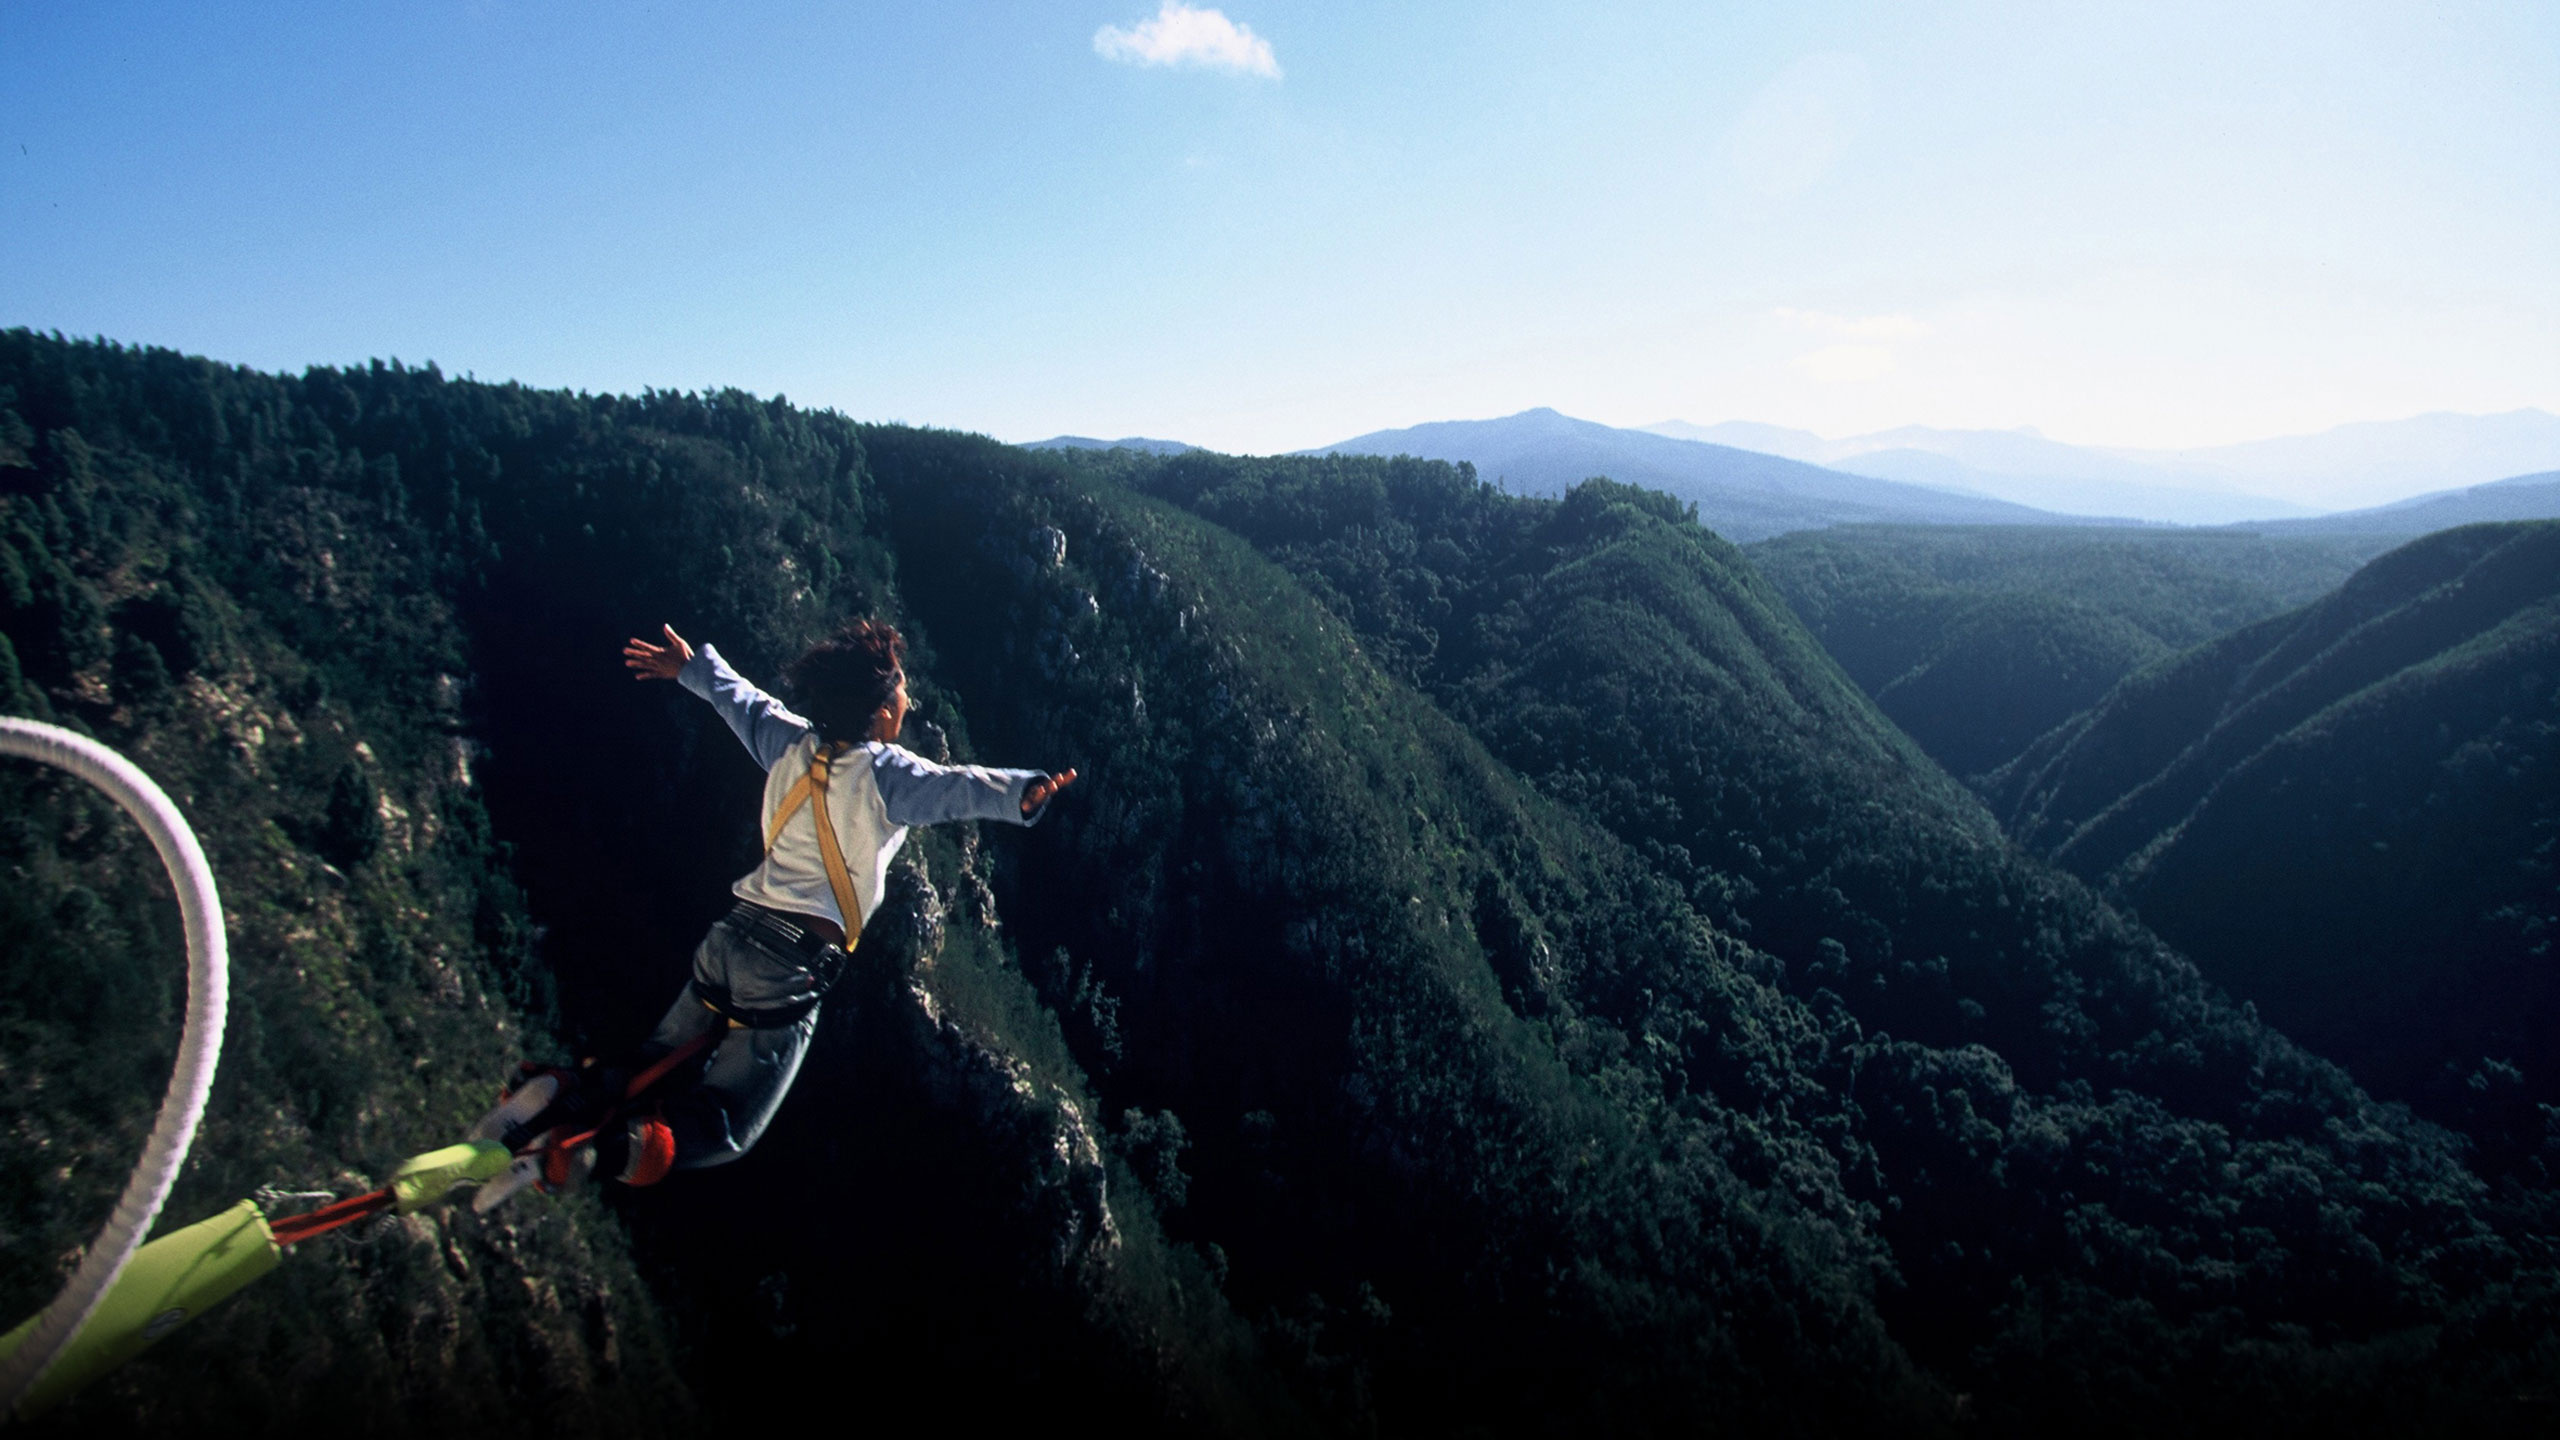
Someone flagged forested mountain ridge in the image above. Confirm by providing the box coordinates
[0,332,1272,1435]
[1744,526,2393,779]
[1,330,2553,1436]
[0,339,692,1431]
[1081,445,2558,1432]
[855,429,1943,1434]
[1985,521,2560,1175]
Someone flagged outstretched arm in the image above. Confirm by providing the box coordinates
[875,751,1081,828]
[624,623,811,771]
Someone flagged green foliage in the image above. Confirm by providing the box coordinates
[319,762,382,870]
[1989,521,2560,1177]
[855,426,1940,1434]
[1095,444,2560,1433]
[1746,525,2389,778]
[5,328,2551,1437]
[0,331,1272,1436]
[0,335,686,1436]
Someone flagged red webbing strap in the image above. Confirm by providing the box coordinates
[518,1024,728,1165]
[268,1027,726,1244]
[622,1025,721,1101]
[268,1188,397,1246]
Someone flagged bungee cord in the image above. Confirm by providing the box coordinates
[0,718,230,1420]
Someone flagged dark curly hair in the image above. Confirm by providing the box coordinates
[786,618,905,742]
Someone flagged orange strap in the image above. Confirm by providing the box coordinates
[762,741,865,935]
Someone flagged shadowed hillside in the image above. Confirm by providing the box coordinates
[1746,526,2391,779]
[1094,446,2560,1437]
[1986,522,2560,1175]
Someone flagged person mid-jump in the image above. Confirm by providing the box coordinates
[474,618,1076,1206]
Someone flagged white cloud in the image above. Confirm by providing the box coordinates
[1774,307,1927,341]
[1791,345,1897,384]
[1094,3,1281,78]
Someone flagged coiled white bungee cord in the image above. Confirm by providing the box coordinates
[0,718,228,1418]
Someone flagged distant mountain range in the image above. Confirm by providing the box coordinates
[1024,434,1196,456]
[1648,409,2560,522]
[1019,410,2560,541]
[2235,469,2560,536]
[1648,418,2296,524]
[1306,407,2082,542]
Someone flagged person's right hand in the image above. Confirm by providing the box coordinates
[623,624,694,681]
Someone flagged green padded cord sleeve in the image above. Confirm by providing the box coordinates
[0,1202,280,1419]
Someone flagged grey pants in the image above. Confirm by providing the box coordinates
[641,906,836,1170]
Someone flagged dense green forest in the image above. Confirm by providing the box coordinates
[1071,444,2557,1432]
[1744,526,2393,779]
[1985,521,2560,1181]
[2,331,2553,1436]
[0,332,1269,1435]
[0,342,690,1431]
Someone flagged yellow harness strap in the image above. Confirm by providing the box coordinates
[763,741,864,939]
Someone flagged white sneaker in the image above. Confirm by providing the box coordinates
[467,1073,561,1144]
[471,1153,547,1214]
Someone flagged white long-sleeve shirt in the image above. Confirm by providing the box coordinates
[678,644,1047,931]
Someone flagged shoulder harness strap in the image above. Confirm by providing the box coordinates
[764,741,866,940]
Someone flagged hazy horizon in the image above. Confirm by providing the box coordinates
[7,2,2555,492]
[1311,402,2560,458]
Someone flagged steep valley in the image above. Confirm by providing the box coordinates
[1985,521,2560,1177]
[1,333,2553,1437]
[1745,525,2394,780]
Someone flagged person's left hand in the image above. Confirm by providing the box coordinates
[1022,769,1079,815]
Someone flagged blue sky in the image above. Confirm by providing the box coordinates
[4,1,2554,454]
